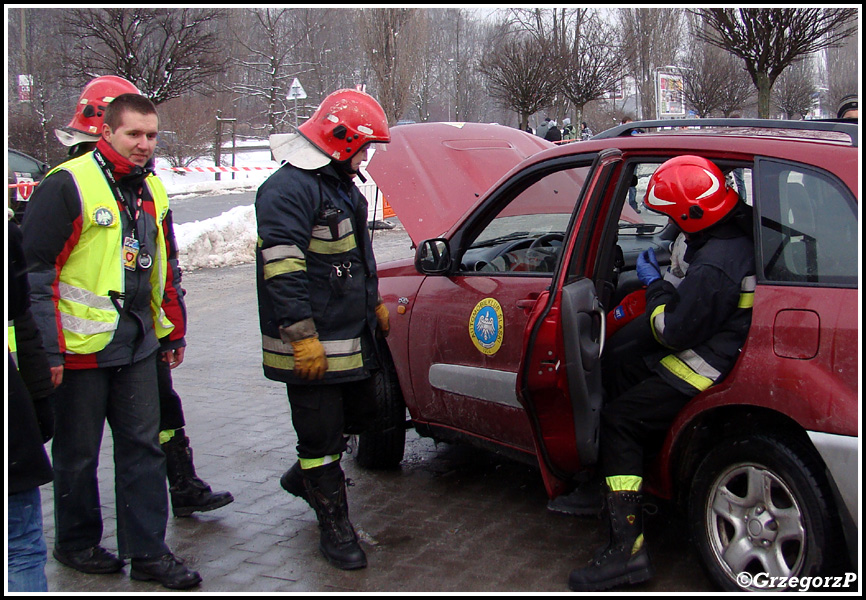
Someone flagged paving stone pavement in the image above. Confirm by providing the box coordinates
[38,226,716,593]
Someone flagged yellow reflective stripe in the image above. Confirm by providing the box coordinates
[159,429,178,445]
[632,533,645,555]
[263,257,306,279]
[263,335,361,356]
[9,323,18,367]
[649,304,671,347]
[299,455,341,469]
[308,234,357,255]
[739,275,756,308]
[660,354,714,391]
[606,475,642,492]
[263,350,363,373]
[263,332,364,374]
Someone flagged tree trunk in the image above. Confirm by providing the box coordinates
[755,71,772,119]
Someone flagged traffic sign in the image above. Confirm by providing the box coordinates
[287,78,307,100]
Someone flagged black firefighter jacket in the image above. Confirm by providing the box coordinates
[255,162,380,385]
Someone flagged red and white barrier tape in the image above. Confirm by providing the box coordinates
[8,165,276,196]
[165,166,276,173]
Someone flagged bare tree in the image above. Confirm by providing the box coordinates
[358,8,429,123]
[157,95,223,168]
[682,39,753,117]
[478,24,559,131]
[7,8,72,164]
[618,8,684,120]
[62,8,230,105]
[772,60,818,119]
[690,8,858,118]
[558,10,627,127]
[229,9,307,135]
[824,31,859,116]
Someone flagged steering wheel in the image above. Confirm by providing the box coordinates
[529,233,564,249]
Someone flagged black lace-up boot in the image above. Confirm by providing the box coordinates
[568,490,654,591]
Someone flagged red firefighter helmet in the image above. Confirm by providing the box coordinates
[298,89,390,163]
[67,76,141,136]
[643,155,739,233]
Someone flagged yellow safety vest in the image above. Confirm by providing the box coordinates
[48,153,174,355]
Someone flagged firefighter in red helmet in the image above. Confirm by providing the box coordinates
[567,155,755,591]
[256,89,391,570]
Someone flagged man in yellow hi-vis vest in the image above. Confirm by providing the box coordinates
[22,93,200,590]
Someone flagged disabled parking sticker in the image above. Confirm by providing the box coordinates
[469,298,504,355]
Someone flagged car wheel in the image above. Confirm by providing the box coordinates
[688,433,841,591]
[353,351,406,470]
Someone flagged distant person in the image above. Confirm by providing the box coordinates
[23,92,201,589]
[562,118,576,140]
[544,119,562,142]
[256,89,392,570]
[536,117,553,139]
[8,215,55,592]
[580,121,594,141]
[53,75,234,520]
[836,94,857,120]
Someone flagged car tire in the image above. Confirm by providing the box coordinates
[353,351,406,470]
[688,433,842,591]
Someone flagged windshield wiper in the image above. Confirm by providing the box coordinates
[471,231,532,248]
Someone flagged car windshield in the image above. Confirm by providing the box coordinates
[473,214,572,247]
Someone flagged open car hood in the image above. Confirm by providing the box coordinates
[366,122,554,244]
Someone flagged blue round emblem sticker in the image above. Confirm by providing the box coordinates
[469,298,504,355]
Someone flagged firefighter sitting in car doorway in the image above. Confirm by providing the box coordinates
[255,89,391,571]
[565,155,756,592]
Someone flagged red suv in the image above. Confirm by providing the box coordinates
[360,119,858,590]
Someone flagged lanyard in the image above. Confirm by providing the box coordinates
[92,150,152,270]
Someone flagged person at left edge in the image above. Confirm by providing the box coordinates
[8,213,55,592]
[54,75,234,518]
[21,93,201,590]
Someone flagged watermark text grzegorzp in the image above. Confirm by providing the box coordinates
[737,571,857,591]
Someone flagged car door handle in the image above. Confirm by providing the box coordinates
[595,307,606,359]
[516,299,536,309]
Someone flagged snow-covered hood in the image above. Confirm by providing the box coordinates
[366,122,553,244]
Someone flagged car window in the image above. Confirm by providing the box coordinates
[461,166,589,274]
[618,161,753,230]
[756,159,857,286]
[9,150,42,174]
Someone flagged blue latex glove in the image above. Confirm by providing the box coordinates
[636,248,661,286]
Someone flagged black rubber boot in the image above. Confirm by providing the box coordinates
[568,491,654,591]
[280,460,312,507]
[546,477,605,516]
[163,430,234,517]
[303,462,367,570]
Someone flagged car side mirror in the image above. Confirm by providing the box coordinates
[415,238,451,275]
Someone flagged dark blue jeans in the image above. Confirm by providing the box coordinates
[52,353,170,559]
[7,487,48,592]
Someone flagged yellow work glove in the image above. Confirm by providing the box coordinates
[375,302,390,338]
[291,336,328,380]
